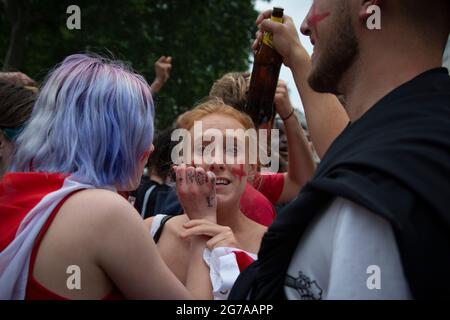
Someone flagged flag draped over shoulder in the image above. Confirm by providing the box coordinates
[0,173,96,300]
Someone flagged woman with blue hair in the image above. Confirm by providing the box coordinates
[0,54,213,299]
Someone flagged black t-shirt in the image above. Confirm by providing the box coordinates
[132,176,172,219]
[230,68,450,300]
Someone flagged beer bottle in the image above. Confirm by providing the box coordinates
[245,7,284,128]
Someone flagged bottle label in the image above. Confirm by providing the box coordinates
[262,16,283,49]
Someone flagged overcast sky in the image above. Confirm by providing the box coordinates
[251,0,313,112]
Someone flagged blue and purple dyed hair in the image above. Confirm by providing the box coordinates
[11,54,154,188]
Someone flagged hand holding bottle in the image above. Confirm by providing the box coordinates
[253,11,310,69]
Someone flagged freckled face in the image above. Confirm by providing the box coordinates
[190,114,253,208]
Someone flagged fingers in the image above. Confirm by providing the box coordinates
[186,166,195,184]
[252,31,264,50]
[156,56,171,64]
[180,218,240,250]
[175,164,186,187]
[253,13,295,53]
[275,81,287,97]
[195,167,207,186]
[175,165,215,192]
[183,219,215,228]
[174,164,217,221]
[259,19,283,34]
[276,80,287,92]
[206,171,216,204]
[163,57,172,76]
[206,171,216,184]
[206,230,238,250]
[256,9,273,25]
[180,224,229,239]
[155,56,172,77]
[257,13,293,32]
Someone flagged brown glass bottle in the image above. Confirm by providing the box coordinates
[245,7,284,128]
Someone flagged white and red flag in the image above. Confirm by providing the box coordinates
[0,173,95,300]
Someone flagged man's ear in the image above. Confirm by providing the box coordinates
[359,0,382,21]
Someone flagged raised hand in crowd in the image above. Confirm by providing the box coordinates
[174,164,217,223]
[273,79,316,203]
[274,80,294,119]
[150,56,173,94]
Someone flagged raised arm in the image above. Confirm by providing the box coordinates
[274,80,316,203]
[255,11,349,159]
[150,56,172,95]
[174,164,218,299]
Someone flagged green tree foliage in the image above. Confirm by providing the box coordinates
[0,0,261,129]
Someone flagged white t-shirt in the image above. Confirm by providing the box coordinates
[284,197,412,300]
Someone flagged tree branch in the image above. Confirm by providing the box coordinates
[2,0,30,71]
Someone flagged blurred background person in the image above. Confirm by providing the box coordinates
[0,72,36,88]
[0,80,36,179]
[132,127,177,218]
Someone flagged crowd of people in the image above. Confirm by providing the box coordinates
[1,0,450,300]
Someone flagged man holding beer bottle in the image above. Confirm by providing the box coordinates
[230,0,450,300]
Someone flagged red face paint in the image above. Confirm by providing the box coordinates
[232,164,247,182]
[307,4,330,37]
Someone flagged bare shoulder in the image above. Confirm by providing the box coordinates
[165,214,190,234]
[55,189,142,244]
[144,214,189,234]
[62,189,136,218]
[152,214,191,283]
[33,189,145,298]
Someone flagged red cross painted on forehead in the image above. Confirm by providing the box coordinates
[307,4,331,36]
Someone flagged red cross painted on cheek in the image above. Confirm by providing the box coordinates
[232,164,247,182]
[307,4,331,37]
